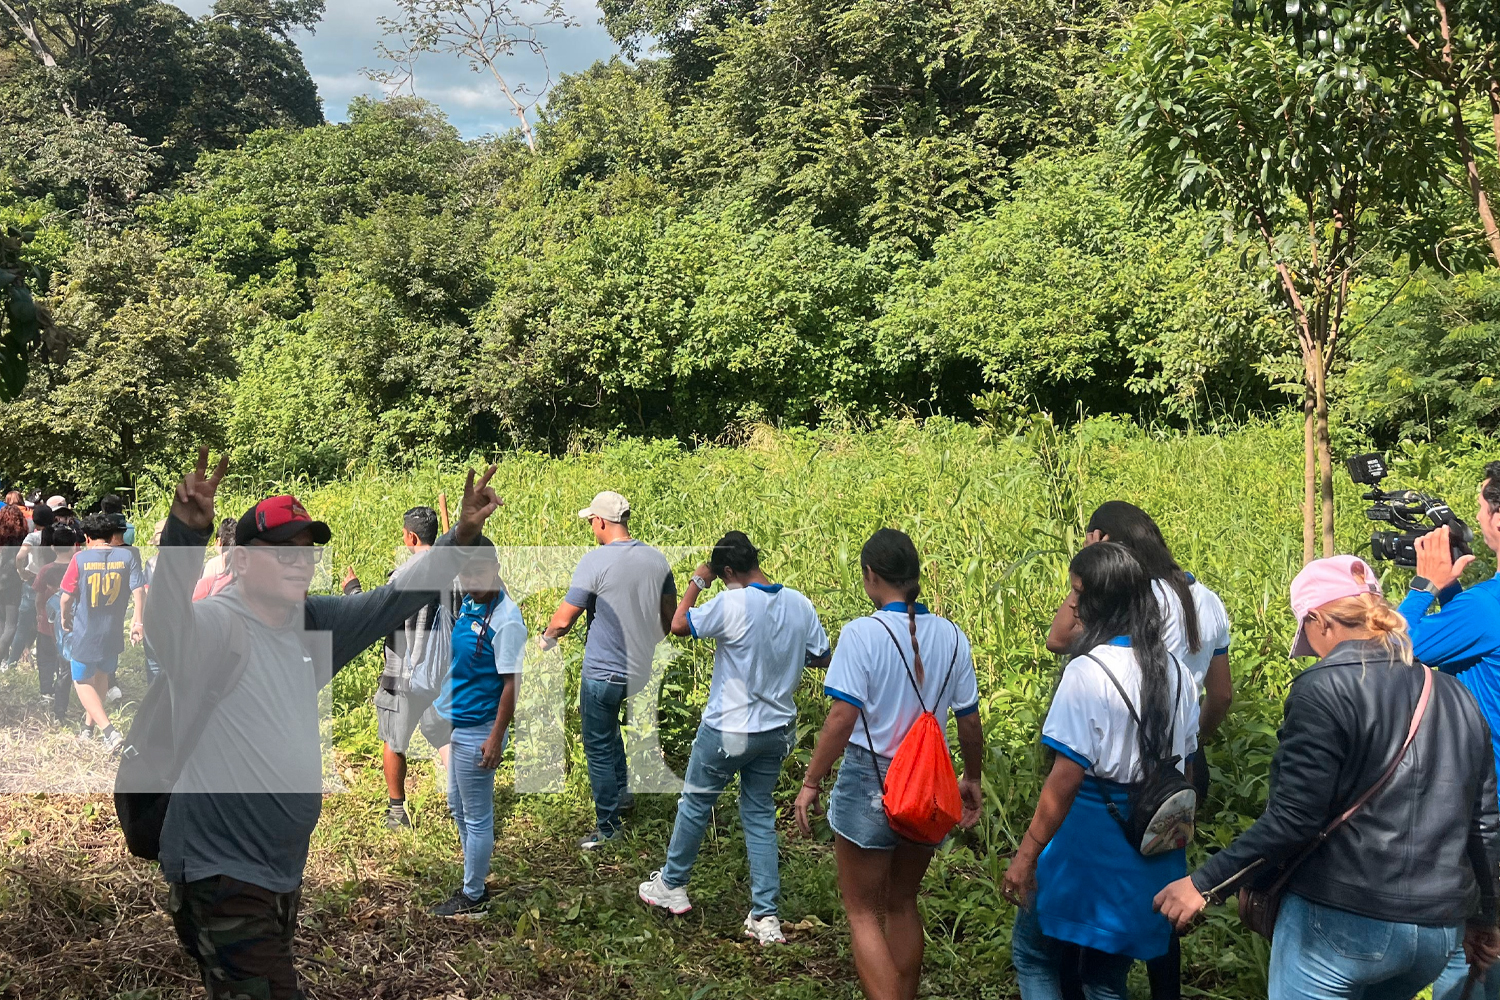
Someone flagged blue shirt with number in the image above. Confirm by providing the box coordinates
[64,545,146,664]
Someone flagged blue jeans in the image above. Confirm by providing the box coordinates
[580,675,628,835]
[447,724,504,899]
[1011,905,1130,1000]
[661,720,794,917]
[9,584,35,663]
[1269,893,1460,1000]
[1432,937,1500,1000]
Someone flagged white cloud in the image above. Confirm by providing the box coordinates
[170,0,617,137]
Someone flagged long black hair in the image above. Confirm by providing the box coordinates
[861,528,927,685]
[1086,501,1201,655]
[1070,541,1174,762]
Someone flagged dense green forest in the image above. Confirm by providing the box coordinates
[1,0,1497,499]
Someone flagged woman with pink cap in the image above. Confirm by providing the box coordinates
[1154,555,1500,998]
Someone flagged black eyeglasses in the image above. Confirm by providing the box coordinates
[247,542,323,567]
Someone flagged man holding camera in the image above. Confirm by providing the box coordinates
[1400,461,1500,999]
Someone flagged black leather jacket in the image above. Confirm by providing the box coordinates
[1192,639,1500,926]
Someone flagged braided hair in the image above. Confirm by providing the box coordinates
[861,528,926,684]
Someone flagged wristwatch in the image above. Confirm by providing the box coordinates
[1410,576,1442,597]
[690,574,712,591]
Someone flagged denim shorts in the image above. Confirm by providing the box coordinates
[828,743,899,850]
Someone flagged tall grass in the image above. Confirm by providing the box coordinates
[132,415,1498,996]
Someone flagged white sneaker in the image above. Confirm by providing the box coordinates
[744,913,785,945]
[101,727,124,754]
[638,871,691,915]
[106,686,122,704]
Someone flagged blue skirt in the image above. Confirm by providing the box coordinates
[1033,777,1183,961]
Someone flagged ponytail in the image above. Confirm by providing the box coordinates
[906,582,926,686]
[1315,593,1415,666]
[861,528,926,685]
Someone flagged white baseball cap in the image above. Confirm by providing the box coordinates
[578,491,630,523]
[45,496,67,510]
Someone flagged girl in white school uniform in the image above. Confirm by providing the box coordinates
[1008,541,1199,1000]
[1045,501,1231,999]
[795,528,985,1000]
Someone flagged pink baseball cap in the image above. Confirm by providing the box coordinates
[1289,555,1384,658]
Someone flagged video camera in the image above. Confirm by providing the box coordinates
[1346,453,1473,569]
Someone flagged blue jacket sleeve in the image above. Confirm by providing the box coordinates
[1401,585,1500,674]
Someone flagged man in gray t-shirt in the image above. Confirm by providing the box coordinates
[145,450,501,999]
[540,491,675,848]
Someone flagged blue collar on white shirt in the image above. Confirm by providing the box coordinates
[881,601,930,614]
[747,582,784,593]
[1108,635,1132,647]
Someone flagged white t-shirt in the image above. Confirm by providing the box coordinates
[1043,640,1200,784]
[688,582,828,734]
[825,605,981,758]
[1152,577,1232,692]
[20,529,45,575]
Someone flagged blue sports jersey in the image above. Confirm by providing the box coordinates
[63,545,146,664]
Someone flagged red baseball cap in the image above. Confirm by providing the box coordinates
[235,495,331,546]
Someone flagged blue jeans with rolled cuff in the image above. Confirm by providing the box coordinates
[661,720,794,917]
[447,723,505,900]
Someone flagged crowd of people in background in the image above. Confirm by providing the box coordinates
[5,455,1500,1000]
[0,490,150,749]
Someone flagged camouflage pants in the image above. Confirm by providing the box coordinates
[167,876,304,1000]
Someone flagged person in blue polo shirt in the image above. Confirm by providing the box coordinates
[1402,460,1500,999]
[637,531,830,945]
[431,538,526,918]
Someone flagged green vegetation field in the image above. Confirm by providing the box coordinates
[2,418,1495,999]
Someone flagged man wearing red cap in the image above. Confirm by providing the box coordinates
[146,449,501,1000]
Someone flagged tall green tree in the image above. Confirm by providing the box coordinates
[1121,0,1443,561]
[0,0,324,186]
[1233,0,1500,269]
[0,231,240,491]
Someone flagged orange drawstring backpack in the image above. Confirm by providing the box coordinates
[857,618,965,846]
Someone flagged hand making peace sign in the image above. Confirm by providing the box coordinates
[172,447,229,533]
[455,464,503,543]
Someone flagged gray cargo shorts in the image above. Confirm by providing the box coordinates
[374,687,451,754]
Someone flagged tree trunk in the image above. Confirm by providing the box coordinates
[1436,0,1500,269]
[0,0,60,69]
[1303,374,1317,566]
[1314,344,1335,557]
[1453,104,1500,270]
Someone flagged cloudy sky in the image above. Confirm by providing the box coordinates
[175,0,622,138]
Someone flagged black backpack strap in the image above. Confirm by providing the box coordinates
[172,612,251,774]
[856,706,888,793]
[873,617,929,713]
[1078,652,1142,729]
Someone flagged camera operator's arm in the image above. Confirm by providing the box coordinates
[1401,527,1500,671]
